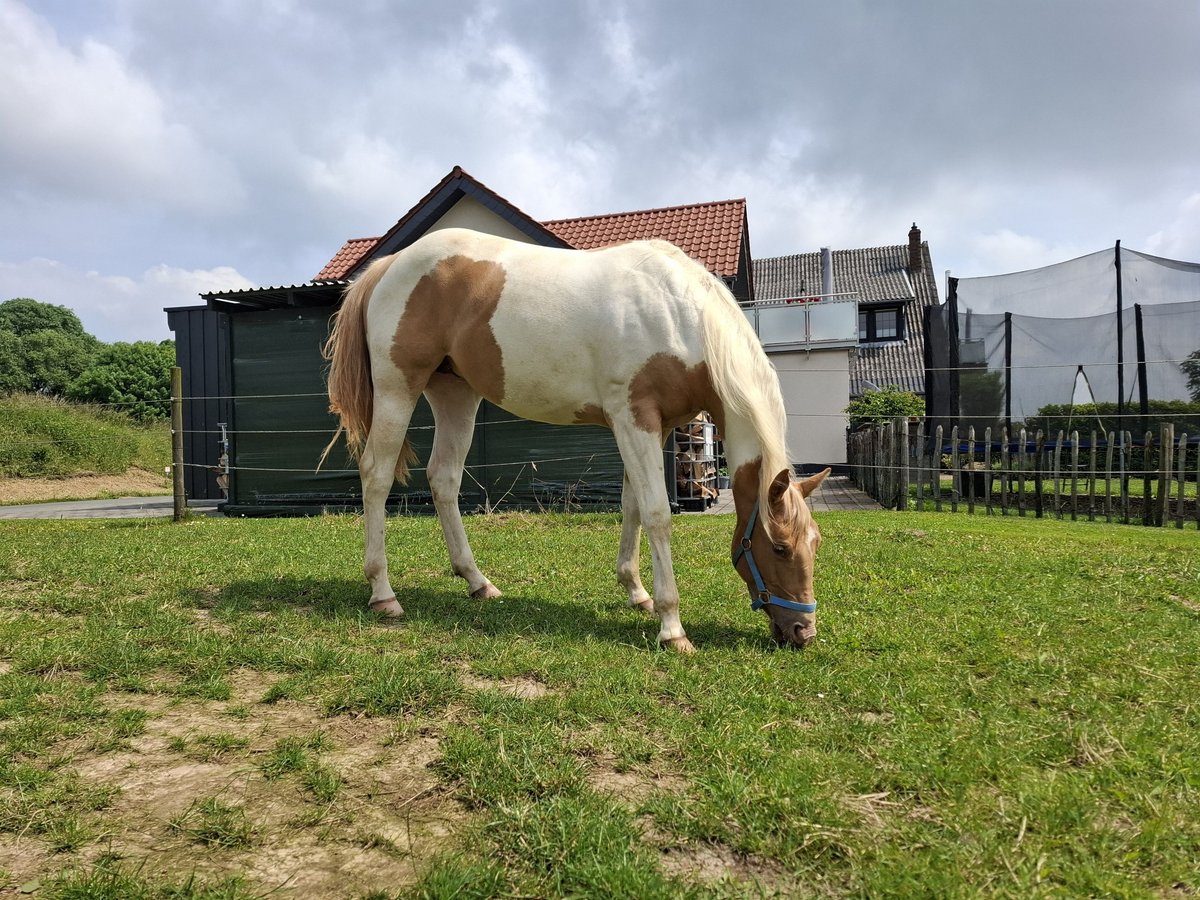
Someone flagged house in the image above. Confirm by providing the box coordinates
[165,167,758,513]
[314,166,754,300]
[752,225,940,461]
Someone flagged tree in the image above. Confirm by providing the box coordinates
[66,341,176,421]
[0,298,90,337]
[1183,349,1200,402]
[0,298,99,394]
[844,386,925,431]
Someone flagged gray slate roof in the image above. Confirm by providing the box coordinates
[753,242,940,396]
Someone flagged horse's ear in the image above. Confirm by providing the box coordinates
[798,467,831,499]
[767,468,792,507]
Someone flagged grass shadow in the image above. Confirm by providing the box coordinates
[193,575,769,650]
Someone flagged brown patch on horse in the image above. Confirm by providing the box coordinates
[627,354,723,434]
[389,255,507,403]
[572,403,611,427]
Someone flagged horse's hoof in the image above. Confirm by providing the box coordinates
[664,636,696,654]
[369,597,404,617]
[632,597,655,615]
[471,583,502,600]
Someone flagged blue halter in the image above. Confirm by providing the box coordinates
[731,501,817,615]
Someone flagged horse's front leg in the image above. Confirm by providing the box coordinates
[359,396,417,617]
[617,472,653,613]
[424,375,501,600]
[612,423,694,652]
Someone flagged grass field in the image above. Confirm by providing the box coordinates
[1,510,1198,898]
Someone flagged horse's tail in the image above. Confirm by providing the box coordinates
[319,254,419,483]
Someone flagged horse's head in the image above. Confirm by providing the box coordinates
[731,465,830,649]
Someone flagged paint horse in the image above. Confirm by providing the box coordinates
[322,228,830,651]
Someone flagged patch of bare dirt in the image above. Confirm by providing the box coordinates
[8,669,467,898]
[1169,593,1200,613]
[0,468,170,505]
[457,667,551,700]
[586,759,688,808]
[634,816,797,896]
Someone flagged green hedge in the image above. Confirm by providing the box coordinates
[1025,400,1200,437]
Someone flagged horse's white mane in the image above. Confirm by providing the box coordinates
[650,243,792,508]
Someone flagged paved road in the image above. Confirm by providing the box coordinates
[1,476,878,520]
[0,496,224,520]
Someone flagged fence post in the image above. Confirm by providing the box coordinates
[1157,423,1174,528]
[984,427,994,516]
[1143,430,1155,526]
[1018,427,1028,517]
[934,425,944,512]
[1088,430,1097,522]
[1176,432,1189,529]
[1070,430,1080,522]
[1104,431,1114,523]
[1034,430,1045,518]
[897,417,910,511]
[950,426,960,513]
[1000,427,1010,516]
[1052,430,1064,519]
[915,420,926,511]
[1120,430,1130,524]
[171,366,185,522]
[966,426,977,515]
[1194,434,1200,530]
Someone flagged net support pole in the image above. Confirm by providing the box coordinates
[1004,311,1013,438]
[1135,303,1150,437]
[171,366,186,522]
[1115,240,1125,419]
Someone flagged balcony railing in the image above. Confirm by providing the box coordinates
[741,293,860,351]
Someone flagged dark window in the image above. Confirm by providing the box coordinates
[859,306,903,343]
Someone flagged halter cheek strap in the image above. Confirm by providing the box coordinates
[731,501,817,615]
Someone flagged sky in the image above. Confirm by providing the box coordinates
[2,0,1198,343]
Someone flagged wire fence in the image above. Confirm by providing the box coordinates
[848,416,1199,529]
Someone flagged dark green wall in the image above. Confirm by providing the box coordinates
[224,307,633,516]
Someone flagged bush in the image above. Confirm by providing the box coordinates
[66,341,175,422]
[0,394,167,478]
[1025,400,1200,438]
[845,387,925,431]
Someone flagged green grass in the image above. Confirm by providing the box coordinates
[0,393,170,479]
[1,510,1198,897]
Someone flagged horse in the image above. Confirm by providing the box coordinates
[322,228,830,652]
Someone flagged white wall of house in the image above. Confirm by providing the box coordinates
[428,197,538,243]
[767,348,851,467]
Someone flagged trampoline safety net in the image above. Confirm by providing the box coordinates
[926,244,1200,439]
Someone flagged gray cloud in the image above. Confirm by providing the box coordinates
[1,0,1198,341]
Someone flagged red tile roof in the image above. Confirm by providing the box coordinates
[312,166,748,282]
[543,199,747,278]
[314,237,379,281]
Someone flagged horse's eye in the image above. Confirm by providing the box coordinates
[772,544,789,557]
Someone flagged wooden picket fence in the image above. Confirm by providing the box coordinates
[848,418,1200,528]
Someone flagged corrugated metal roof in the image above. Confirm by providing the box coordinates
[754,240,940,396]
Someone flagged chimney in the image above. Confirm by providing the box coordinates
[820,247,833,299]
[908,223,923,273]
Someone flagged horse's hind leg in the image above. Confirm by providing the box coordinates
[424,375,501,600]
[360,394,417,616]
[617,472,653,613]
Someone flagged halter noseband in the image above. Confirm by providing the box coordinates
[731,501,817,615]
